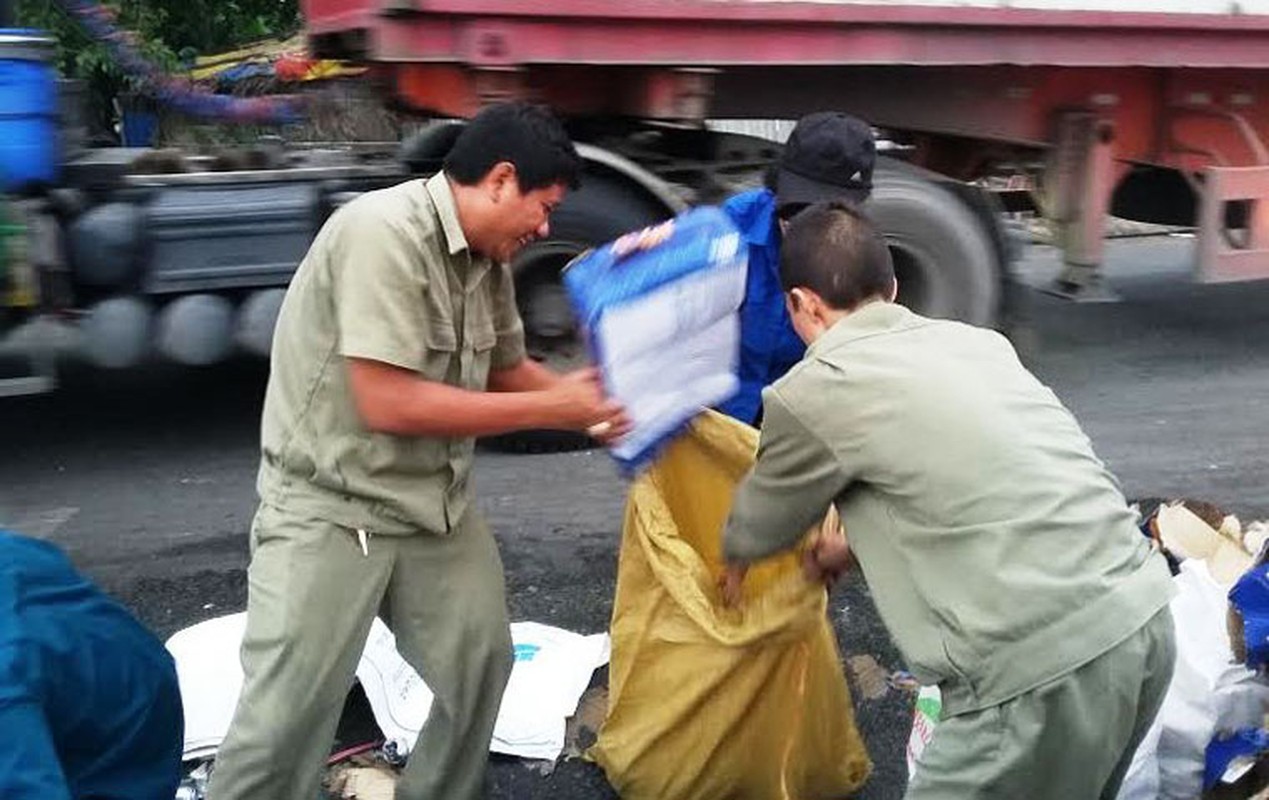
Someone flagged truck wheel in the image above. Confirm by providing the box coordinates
[868,170,1000,328]
[69,202,145,290]
[484,171,675,454]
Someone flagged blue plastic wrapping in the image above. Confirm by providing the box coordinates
[564,206,748,473]
[1229,546,1269,671]
[1204,727,1269,789]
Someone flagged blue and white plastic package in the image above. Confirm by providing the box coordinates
[563,206,748,473]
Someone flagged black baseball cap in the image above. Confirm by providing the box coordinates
[774,112,876,213]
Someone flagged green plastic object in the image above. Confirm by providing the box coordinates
[0,198,29,304]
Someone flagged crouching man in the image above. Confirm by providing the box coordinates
[723,202,1176,799]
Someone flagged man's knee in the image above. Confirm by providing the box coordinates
[449,605,513,674]
[459,581,513,675]
[486,617,514,680]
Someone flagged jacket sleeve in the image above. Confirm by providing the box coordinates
[723,386,844,562]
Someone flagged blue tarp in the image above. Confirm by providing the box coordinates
[0,530,183,800]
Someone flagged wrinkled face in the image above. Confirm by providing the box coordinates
[489,180,567,263]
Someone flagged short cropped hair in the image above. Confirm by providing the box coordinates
[444,102,582,192]
[780,201,895,309]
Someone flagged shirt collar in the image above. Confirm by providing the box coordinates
[424,173,470,257]
[806,301,916,357]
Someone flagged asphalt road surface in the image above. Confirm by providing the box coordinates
[2,235,1267,799]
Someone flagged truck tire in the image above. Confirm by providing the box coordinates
[156,294,235,366]
[485,170,676,454]
[867,169,1000,328]
[69,202,145,290]
[235,289,287,357]
[81,296,152,369]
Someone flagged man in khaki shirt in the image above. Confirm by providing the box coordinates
[208,103,627,800]
[723,202,1176,799]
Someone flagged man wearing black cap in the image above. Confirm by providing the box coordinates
[716,111,876,425]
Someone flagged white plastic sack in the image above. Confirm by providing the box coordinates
[166,614,610,762]
[165,613,250,760]
[358,620,610,761]
[1117,560,1269,799]
[1115,714,1163,800]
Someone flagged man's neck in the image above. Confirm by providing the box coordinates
[829,295,888,327]
[446,175,488,256]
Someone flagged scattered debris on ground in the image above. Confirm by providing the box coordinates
[325,753,398,800]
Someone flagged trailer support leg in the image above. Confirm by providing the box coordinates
[1045,113,1121,301]
[1195,166,1269,283]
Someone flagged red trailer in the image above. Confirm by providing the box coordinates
[304,0,1269,314]
[7,0,1269,439]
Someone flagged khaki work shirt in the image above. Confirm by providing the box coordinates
[257,174,527,535]
[725,302,1175,716]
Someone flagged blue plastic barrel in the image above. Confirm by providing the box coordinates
[121,109,158,147]
[0,30,58,192]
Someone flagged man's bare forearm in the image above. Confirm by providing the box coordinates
[488,358,564,393]
[347,358,572,437]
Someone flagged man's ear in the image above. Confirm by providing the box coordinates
[887,277,899,302]
[486,161,517,202]
[787,288,809,314]
[791,286,830,318]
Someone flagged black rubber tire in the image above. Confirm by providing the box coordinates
[867,167,1000,327]
[483,169,675,455]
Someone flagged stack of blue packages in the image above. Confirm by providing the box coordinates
[564,206,748,473]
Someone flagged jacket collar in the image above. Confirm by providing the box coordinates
[806,301,918,356]
[730,188,780,247]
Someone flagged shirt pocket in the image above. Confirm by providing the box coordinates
[421,318,458,383]
[470,317,497,389]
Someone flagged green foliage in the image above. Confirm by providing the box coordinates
[16,1,179,81]
[159,0,302,54]
[14,0,301,134]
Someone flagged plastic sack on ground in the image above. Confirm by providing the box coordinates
[167,614,609,763]
[1115,559,1269,799]
[589,410,872,799]
[358,619,611,761]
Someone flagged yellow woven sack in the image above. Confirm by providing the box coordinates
[589,410,872,799]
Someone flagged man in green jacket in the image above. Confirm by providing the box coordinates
[723,201,1176,799]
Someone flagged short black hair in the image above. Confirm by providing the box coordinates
[444,102,582,191]
[780,201,894,310]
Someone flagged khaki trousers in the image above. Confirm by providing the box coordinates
[907,608,1176,800]
[207,502,513,800]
